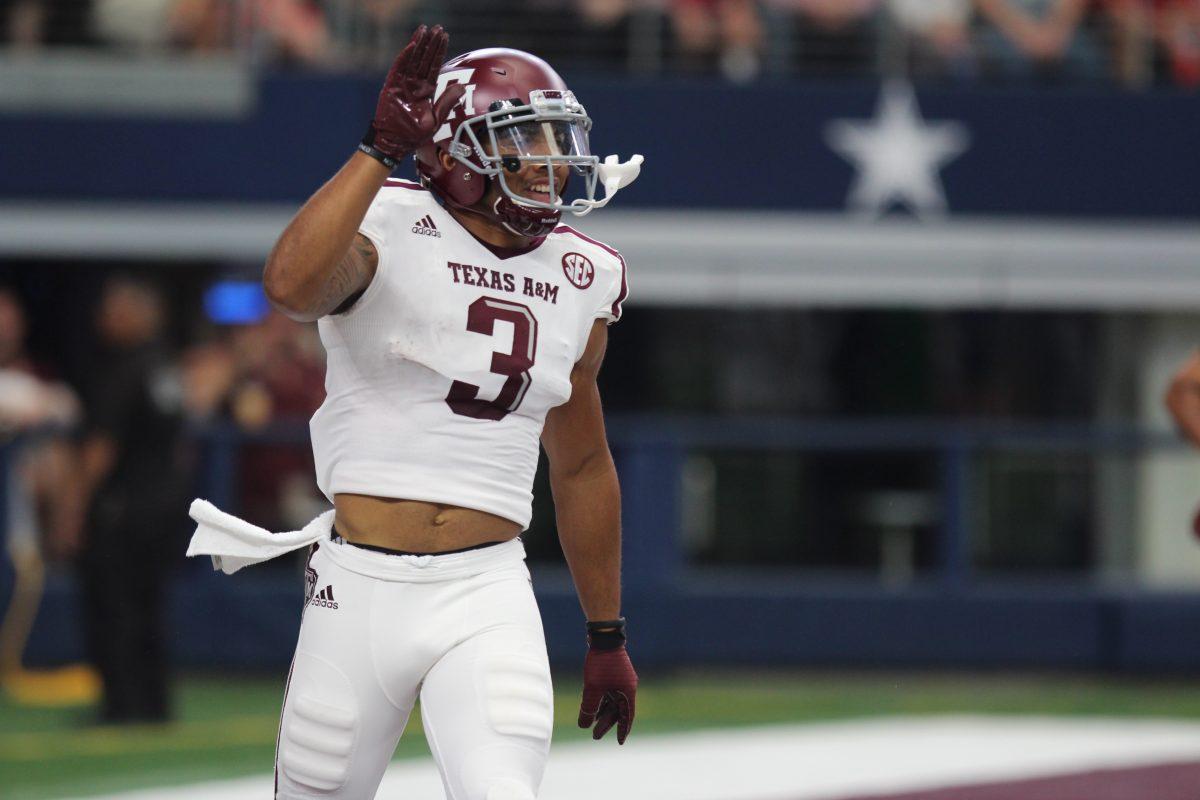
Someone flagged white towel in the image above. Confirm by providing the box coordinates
[186,498,335,575]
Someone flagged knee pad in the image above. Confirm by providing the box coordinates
[486,778,536,800]
[458,740,546,800]
[278,653,358,793]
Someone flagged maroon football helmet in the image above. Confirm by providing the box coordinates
[415,48,643,238]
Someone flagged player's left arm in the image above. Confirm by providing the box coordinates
[542,318,637,744]
[542,319,622,622]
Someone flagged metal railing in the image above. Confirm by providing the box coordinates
[171,415,1192,588]
[5,417,1200,670]
[0,416,1189,585]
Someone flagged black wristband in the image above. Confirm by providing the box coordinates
[357,142,400,171]
[586,617,627,650]
[359,122,402,171]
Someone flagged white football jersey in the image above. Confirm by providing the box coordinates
[309,179,628,529]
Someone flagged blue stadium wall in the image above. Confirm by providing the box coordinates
[4,76,1200,672]
[1,75,1199,218]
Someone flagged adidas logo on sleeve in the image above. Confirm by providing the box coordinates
[309,584,339,610]
[411,215,441,237]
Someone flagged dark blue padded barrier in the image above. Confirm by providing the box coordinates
[8,417,1200,673]
[2,76,1200,218]
[21,570,1200,671]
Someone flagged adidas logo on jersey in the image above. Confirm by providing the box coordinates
[309,585,338,609]
[412,215,441,237]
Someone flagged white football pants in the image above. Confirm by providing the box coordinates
[275,536,553,800]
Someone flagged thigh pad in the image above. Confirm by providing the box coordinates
[480,654,553,742]
[279,652,359,794]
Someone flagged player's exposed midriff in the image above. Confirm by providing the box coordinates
[332,492,522,554]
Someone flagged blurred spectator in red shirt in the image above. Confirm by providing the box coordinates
[1152,0,1200,84]
[669,0,764,81]
[1102,0,1199,85]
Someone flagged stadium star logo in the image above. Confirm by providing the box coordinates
[825,81,970,220]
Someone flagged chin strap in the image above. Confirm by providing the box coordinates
[494,194,560,238]
[570,154,644,216]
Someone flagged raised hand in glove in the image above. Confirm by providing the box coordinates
[359,24,465,169]
[578,620,638,744]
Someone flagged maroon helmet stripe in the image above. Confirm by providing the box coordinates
[554,225,628,320]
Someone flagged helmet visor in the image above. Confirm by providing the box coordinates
[491,120,591,162]
[450,95,602,213]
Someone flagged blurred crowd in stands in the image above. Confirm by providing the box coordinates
[0,0,1197,87]
[0,279,325,721]
[0,280,326,554]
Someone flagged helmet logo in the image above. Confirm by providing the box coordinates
[433,68,477,143]
[561,252,595,290]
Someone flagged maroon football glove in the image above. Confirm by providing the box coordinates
[361,24,465,165]
[578,624,637,744]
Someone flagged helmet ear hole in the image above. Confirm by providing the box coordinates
[448,163,487,207]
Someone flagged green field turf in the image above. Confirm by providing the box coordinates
[3,671,1200,799]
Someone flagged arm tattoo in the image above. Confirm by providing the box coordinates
[321,235,376,316]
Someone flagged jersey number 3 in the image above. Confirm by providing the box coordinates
[445,297,539,421]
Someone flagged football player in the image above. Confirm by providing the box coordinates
[1167,351,1200,449]
[1166,350,1200,539]
[248,23,640,799]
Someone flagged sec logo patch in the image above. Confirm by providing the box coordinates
[562,252,595,290]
